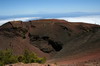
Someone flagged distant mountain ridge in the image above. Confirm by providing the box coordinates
[1,12,100,19]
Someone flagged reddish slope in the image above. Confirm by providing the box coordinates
[0,19,100,64]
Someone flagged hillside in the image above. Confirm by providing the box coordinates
[0,19,100,65]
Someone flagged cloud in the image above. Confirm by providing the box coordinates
[0,17,41,25]
[57,15,100,25]
[0,15,100,26]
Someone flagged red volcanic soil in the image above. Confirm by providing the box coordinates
[0,19,100,65]
[50,49,100,65]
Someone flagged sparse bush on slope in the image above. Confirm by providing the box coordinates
[0,49,18,65]
[0,49,46,66]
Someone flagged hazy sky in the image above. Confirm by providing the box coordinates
[0,0,100,16]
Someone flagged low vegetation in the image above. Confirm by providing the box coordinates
[0,49,46,66]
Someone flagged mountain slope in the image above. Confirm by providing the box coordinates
[0,19,100,64]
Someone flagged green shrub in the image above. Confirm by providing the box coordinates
[0,49,18,65]
[17,55,24,62]
[37,57,46,64]
[23,49,46,64]
[8,56,18,64]
[0,62,4,66]
[0,49,46,65]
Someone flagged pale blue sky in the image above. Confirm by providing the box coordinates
[0,0,100,16]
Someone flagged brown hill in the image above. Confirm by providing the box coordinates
[0,19,100,65]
